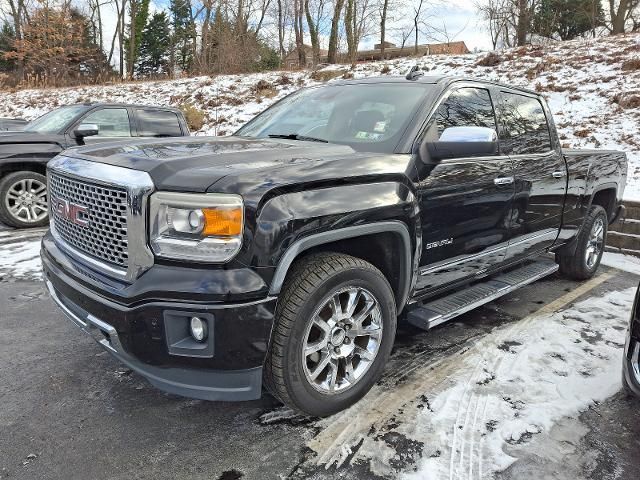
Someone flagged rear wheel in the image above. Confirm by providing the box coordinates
[264,253,396,417]
[0,171,49,228]
[556,205,607,280]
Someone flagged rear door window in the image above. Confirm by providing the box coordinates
[135,110,183,137]
[499,92,552,155]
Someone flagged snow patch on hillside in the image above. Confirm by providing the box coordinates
[0,34,638,199]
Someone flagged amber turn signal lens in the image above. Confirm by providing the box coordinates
[202,207,242,236]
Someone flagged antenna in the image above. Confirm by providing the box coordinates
[405,65,424,81]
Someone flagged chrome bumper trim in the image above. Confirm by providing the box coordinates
[45,279,122,354]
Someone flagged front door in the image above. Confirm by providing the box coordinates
[414,85,515,295]
[68,107,134,145]
[497,91,565,263]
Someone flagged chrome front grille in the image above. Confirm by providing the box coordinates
[49,172,129,268]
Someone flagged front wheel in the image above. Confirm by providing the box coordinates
[263,253,397,417]
[0,171,49,228]
[556,205,607,280]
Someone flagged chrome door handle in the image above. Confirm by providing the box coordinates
[552,171,565,178]
[494,176,514,186]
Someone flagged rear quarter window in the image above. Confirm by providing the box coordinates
[135,110,183,137]
[499,92,552,155]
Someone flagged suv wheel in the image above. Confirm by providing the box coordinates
[264,253,396,417]
[556,205,607,280]
[0,171,49,228]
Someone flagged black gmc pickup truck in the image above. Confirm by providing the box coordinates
[0,103,189,228]
[41,75,627,417]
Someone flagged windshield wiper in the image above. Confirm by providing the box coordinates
[268,133,329,143]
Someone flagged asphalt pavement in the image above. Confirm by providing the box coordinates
[1,238,639,480]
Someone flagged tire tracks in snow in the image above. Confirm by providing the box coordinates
[444,272,614,480]
[304,272,614,477]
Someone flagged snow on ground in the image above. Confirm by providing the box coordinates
[602,251,640,276]
[0,230,43,280]
[399,287,635,479]
[0,34,638,199]
[302,277,635,478]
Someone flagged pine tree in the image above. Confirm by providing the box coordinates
[533,0,604,40]
[136,11,171,77]
[169,0,195,74]
[124,0,151,77]
[0,23,16,73]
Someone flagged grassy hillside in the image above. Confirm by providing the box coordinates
[1,33,638,199]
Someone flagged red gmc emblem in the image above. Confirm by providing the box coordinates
[54,198,89,227]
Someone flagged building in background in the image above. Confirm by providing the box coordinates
[284,41,470,69]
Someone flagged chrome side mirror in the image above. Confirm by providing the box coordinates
[439,126,497,143]
[425,126,499,161]
[74,124,99,139]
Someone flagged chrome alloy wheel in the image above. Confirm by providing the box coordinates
[4,178,48,223]
[585,217,604,269]
[302,286,383,394]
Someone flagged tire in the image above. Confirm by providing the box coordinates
[556,205,607,281]
[0,171,49,228]
[622,367,635,396]
[264,253,397,417]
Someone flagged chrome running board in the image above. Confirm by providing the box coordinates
[407,259,559,330]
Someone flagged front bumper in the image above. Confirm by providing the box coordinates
[42,233,277,401]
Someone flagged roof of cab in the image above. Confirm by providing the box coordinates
[329,74,540,96]
[74,102,183,113]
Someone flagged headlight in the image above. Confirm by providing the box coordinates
[149,192,244,262]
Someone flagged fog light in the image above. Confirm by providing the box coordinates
[190,317,208,342]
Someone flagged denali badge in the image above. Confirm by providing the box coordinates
[425,238,454,250]
[54,198,89,227]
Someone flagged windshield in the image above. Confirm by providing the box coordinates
[236,83,431,153]
[24,105,90,134]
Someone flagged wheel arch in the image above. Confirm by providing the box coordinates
[269,221,412,313]
[588,184,618,224]
[0,160,48,180]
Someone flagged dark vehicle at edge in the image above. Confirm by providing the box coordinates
[40,75,628,417]
[0,118,28,131]
[623,285,640,397]
[0,103,190,228]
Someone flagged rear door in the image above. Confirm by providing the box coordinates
[414,84,515,295]
[497,91,565,262]
[134,109,185,137]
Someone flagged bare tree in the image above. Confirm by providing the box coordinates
[476,0,539,48]
[293,0,305,66]
[87,0,109,48]
[607,0,640,34]
[412,0,426,54]
[344,0,375,65]
[378,0,390,57]
[304,0,327,65]
[476,0,510,49]
[327,0,345,63]
[3,0,31,78]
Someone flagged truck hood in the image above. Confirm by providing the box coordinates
[64,136,363,192]
[0,131,64,144]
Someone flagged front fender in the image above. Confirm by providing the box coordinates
[0,143,62,173]
[252,181,419,309]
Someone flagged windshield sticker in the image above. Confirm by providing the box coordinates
[373,121,387,133]
[355,131,383,140]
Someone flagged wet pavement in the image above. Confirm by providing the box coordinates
[1,235,639,479]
